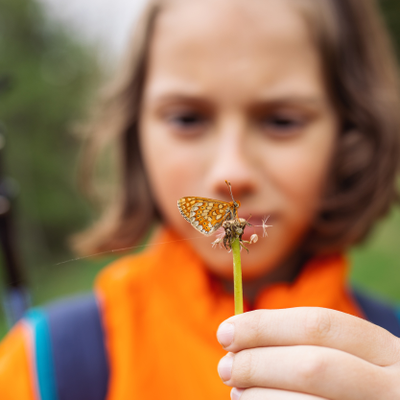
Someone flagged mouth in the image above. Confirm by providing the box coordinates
[238,213,275,240]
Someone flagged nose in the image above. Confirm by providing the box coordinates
[204,117,258,200]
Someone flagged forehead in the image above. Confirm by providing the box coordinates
[158,0,309,42]
[145,0,324,101]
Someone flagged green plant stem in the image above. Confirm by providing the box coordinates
[232,238,243,314]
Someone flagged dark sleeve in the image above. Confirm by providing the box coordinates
[353,289,400,337]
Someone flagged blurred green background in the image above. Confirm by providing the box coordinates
[0,0,400,339]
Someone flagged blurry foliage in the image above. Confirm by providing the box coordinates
[0,0,102,322]
[0,0,99,263]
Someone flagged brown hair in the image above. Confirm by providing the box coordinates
[72,0,400,256]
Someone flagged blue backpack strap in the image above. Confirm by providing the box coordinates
[24,309,59,400]
[24,293,109,400]
[353,289,400,338]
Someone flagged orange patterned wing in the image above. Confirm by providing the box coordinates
[177,196,235,236]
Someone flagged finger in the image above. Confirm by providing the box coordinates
[232,387,328,400]
[218,345,394,400]
[217,308,400,365]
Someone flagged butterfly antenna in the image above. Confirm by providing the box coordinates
[225,180,235,202]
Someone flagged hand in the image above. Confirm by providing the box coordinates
[216,308,400,399]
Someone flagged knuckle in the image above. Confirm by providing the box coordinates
[303,308,333,341]
[296,351,327,383]
[391,371,400,398]
[248,310,266,342]
[239,387,259,399]
[385,370,400,398]
[390,336,400,362]
[233,350,256,385]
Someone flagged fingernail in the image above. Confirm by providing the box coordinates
[217,323,234,348]
[218,354,233,382]
[231,388,244,400]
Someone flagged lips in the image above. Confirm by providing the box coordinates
[213,213,275,241]
[238,213,274,224]
[238,213,275,240]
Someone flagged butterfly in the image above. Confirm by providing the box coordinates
[177,181,241,236]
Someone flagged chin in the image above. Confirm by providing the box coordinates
[184,225,283,280]
[201,249,236,278]
[202,246,277,281]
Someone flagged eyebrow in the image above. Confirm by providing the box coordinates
[146,94,216,115]
[248,95,327,110]
[148,92,326,110]
[147,93,213,107]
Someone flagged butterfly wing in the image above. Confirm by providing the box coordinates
[177,196,233,236]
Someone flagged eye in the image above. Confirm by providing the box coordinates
[167,111,208,135]
[262,116,302,129]
[259,113,305,137]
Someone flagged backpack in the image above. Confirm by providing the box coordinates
[23,290,400,400]
[24,294,108,400]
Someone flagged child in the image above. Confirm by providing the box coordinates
[1,0,400,399]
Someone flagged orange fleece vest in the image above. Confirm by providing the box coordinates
[0,228,363,400]
[95,229,362,400]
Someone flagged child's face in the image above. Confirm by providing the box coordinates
[139,0,339,280]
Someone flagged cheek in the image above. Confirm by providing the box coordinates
[277,146,329,200]
[263,125,337,219]
[139,118,209,220]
